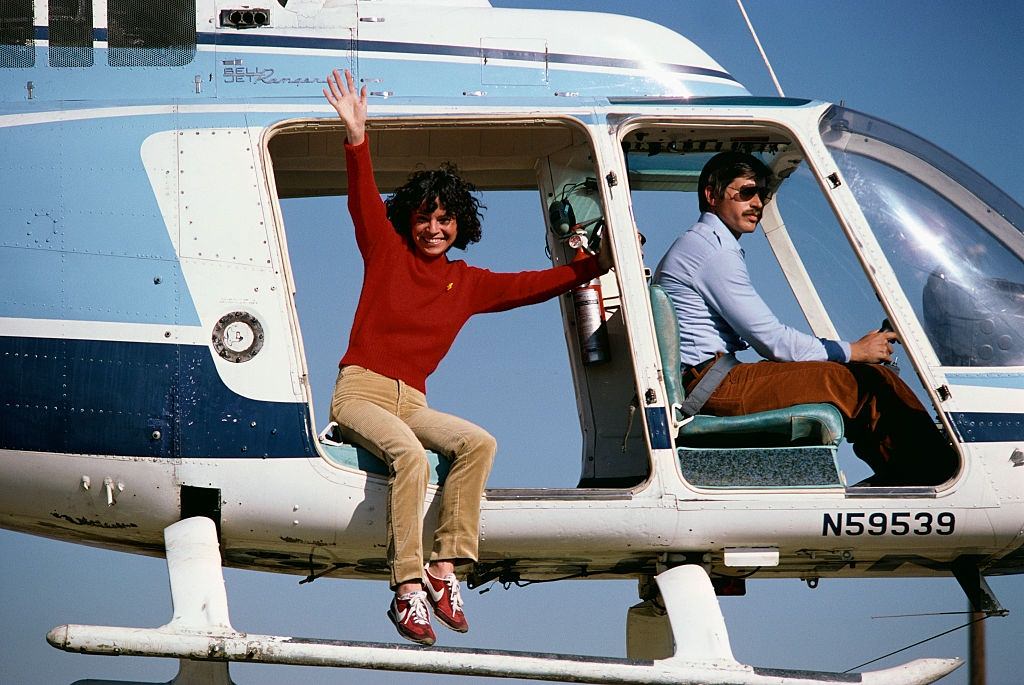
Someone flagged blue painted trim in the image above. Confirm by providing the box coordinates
[645,407,672,449]
[0,336,315,459]
[608,96,812,107]
[31,27,740,84]
[211,33,738,82]
[947,412,1024,443]
[945,373,1024,390]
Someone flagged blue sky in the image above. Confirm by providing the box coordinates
[3,2,1024,684]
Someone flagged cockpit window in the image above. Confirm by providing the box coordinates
[821,107,1024,367]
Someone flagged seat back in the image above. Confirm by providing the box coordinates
[649,284,685,411]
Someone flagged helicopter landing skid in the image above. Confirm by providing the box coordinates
[47,517,961,685]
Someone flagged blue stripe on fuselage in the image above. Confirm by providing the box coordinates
[947,412,1024,443]
[213,34,739,83]
[31,26,739,84]
[0,335,314,458]
[12,28,747,102]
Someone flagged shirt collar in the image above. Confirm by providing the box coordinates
[697,212,744,257]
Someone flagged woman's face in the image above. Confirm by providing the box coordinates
[411,200,457,258]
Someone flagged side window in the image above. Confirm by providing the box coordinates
[0,0,34,68]
[49,0,94,68]
[108,0,196,67]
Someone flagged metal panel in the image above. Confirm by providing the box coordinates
[177,128,273,266]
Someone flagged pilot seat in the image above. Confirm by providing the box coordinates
[649,285,846,488]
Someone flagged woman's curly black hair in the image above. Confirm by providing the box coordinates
[385,162,485,251]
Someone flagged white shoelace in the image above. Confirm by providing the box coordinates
[402,591,431,625]
[443,576,464,614]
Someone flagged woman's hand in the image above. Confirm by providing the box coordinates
[850,329,899,364]
[323,68,367,146]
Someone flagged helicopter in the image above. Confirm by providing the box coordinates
[1,1,1023,684]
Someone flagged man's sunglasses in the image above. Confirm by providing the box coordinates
[729,184,772,202]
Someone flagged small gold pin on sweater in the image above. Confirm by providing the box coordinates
[446,282,454,291]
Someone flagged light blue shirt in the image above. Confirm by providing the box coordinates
[652,212,850,367]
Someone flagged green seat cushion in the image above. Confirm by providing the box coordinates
[677,403,844,448]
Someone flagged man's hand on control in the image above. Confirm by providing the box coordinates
[850,330,899,364]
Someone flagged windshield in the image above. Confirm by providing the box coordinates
[821,106,1024,367]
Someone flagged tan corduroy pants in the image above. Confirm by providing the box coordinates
[330,365,497,587]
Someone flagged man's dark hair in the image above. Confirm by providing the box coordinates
[386,163,485,251]
[698,151,773,212]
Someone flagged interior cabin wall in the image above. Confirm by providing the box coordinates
[537,145,650,487]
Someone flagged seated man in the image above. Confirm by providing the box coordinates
[652,151,956,486]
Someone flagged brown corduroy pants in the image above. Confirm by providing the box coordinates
[688,360,957,485]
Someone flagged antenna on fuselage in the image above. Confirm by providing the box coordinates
[735,0,786,97]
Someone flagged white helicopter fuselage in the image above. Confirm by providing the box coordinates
[2,0,1023,599]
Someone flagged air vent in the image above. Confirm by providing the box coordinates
[220,8,270,29]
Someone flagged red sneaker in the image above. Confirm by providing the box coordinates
[387,591,436,646]
[423,566,469,633]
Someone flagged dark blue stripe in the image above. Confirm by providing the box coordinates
[645,407,672,449]
[609,96,812,107]
[213,32,734,81]
[31,27,739,84]
[0,336,314,459]
[947,412,1024,443]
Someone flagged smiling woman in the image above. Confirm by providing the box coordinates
[314,69,611,645]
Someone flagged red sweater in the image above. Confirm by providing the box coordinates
[340,138,603,393]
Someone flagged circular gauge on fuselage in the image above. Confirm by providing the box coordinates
[212,311,264,363]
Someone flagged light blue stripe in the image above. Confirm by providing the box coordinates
[2,44,746,104]
[946,373,1024,390]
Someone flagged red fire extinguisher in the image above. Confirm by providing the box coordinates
[570,239,610,365]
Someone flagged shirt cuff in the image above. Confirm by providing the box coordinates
[819,338,850,363]
[344,134,369,150]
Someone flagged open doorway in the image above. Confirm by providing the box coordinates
[266,117,647,489]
